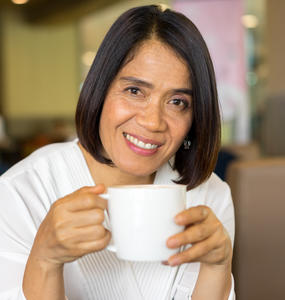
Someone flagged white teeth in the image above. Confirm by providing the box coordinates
[125,133,158,150]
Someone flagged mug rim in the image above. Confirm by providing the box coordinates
[108,184,186,190]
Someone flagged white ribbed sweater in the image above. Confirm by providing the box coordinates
[0,140,235,299]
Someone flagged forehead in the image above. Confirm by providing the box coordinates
[115,39,191,87]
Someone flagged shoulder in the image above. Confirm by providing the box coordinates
[0,140,84,207]
[200,172,231,199]
[0,140,82,229]
[1,140,79,180]
[187,173,233,224]
[188,173,231,205]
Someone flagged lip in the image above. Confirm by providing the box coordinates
[123,132,163,146]
[123,132,163,157]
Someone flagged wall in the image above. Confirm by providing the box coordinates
[79,0,172,81]
[266,0,285,95]
[172,0,249,144]
[1,10,79,119]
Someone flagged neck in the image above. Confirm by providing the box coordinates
[78,142,155,188]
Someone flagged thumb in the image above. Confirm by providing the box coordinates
[89,183,106,194]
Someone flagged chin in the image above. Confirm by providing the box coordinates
[116,162,157,178]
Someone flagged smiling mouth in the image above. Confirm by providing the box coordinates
[123,133,159,150]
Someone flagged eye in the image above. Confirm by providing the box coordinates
[125,86,141,96]
[169,98,190,110]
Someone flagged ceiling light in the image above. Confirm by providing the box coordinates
[241,14,259,29]
[11,0,29,4]
[158,3,170,11]
[82,51,96,67]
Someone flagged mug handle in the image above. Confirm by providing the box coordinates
[100,193,117,253]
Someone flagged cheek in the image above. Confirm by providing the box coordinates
[100,99,135,135]
[171,114,193,141]
[100,100,118,128]
[99,102,114,144]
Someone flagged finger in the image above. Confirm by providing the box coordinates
[168,233,218,266]
[72,225,108,243]
[174,205,209,226]
[71,209,105,227]
[167,220,218,248]
[79,230,111,252]
[65,186,107,211]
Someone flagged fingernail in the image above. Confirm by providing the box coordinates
[167,238,178,248]
[161,260,169,266]
[175,215,183,224]
[169,257,180,266]
[202,207,208,217]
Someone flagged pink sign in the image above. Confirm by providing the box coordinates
[174,0,249,142]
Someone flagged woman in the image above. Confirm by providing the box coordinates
[0,5,235,300]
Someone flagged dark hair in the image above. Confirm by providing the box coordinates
[76,5,221,190]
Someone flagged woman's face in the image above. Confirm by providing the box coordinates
[99,39,193,177]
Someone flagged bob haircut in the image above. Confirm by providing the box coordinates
[76,5,221,190]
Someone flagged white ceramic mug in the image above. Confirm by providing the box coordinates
[101,184,186,261]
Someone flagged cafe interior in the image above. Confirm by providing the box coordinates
[0,0,284,299]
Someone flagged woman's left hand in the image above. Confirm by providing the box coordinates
[166,205,232,267]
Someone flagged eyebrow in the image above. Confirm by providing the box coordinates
[119,76,193,96]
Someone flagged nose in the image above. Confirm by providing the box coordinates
[135,102,167,132]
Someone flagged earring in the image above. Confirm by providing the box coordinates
[183,139,191,150]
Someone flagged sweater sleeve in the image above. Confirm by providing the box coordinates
[173,174,236,300]
[204,175,236,300]
[0,178,43,299]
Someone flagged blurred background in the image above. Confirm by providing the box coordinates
[0,0,284,165]
[0,0,284,299]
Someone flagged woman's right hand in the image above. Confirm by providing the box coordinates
[30,184,111,268]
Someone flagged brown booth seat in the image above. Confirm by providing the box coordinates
[226,157,285,300]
